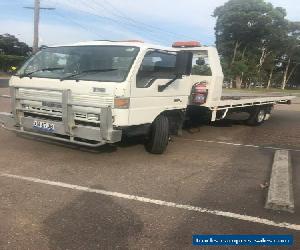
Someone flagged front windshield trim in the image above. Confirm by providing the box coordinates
[16,45,140,83]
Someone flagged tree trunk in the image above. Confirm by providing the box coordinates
[241,46,247,59]
[257,48,271,77]
[231,41,240,65]
[286,64,298,84]
[267,67,273,89]
[282,58,291,90]
[258,47,266,70]
[235,76,242,89]
[241,72,244,88]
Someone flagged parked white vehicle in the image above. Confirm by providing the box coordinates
[0,40,295,153]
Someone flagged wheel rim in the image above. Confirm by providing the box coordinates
[257,110,265,122]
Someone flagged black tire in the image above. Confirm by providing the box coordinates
[145,115,169,154]
[246,107,266,126]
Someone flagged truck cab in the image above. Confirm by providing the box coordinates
[0,40,196,153]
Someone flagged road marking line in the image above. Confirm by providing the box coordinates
[1,173,300,231]
[181,138,300,152]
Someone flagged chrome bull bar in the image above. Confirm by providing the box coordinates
[0,86,122,147]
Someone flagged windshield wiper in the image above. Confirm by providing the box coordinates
[19,67,64,78]
[60,68,117,81]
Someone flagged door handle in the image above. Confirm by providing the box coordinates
[174,98,182,103]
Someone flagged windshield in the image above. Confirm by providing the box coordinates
[17,45,140,82]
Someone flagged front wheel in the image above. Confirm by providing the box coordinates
[246,107,266,126]
[145,115,169,154]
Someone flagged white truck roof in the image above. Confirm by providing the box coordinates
[49,40,177,51]
[48,40,215,53]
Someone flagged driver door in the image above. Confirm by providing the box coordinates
[129,50,190,125]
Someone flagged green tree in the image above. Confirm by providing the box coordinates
[0,34,31,72]
[213,0,290,88]
[0,54,26,72]
[279,22,300,89]
[0,34,31,56]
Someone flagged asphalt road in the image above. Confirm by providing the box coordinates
[0,78,9,88]
[0,87,299,249]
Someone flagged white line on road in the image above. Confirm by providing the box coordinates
[182,138,300,152]
[1,173,300,231]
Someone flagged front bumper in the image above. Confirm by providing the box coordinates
[0,86,122,147]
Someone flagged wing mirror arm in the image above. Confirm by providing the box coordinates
[158,74,181,92]
[158,51,192,92]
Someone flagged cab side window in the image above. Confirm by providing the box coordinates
[192,51,212,76]
[136,51,176,88]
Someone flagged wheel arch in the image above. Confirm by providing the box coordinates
[159,109,186,135]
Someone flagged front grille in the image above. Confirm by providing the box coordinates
[30,106,62,116]
[23,105,100,124]
[19,88,111,125]
[19,89,114,106]
[24,112,62,121]
[75,120,100,127]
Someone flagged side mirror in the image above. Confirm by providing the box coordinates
[175,51,193,76]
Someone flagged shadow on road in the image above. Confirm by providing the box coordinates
[0,78,9,88]
[15,117,247,153]
[42,186,144,250]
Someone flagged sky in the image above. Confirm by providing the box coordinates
[0,0,299,47]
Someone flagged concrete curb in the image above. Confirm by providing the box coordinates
[265,150,294,213]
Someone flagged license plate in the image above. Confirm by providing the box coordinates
[33,120,55,132]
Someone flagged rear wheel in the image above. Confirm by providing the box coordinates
[246,107,266,126]
[145,115,169,154]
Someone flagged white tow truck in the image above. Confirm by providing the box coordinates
[0,40,295,153]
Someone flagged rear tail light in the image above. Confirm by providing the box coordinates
[191,82,208,104]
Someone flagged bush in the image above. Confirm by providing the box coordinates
[0,54,26,72]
